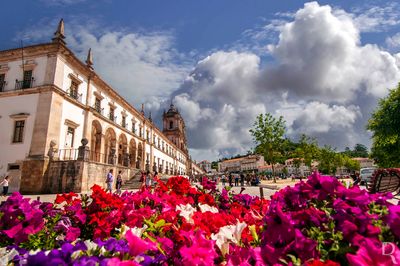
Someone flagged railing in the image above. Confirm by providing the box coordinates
[15,78,34,90]
[92,105,104,116]
[109,114,117,122]
[0,81,5,92]
[56,148,138,168]
[66,89,83,102]
[57,148,79,161]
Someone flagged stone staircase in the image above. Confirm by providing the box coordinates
[121,170,143,190]
[121,173,172,190]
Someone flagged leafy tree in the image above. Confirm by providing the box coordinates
[367,84,400,167]
[318,146,337,174]
[353,144,369,158]
[250,113,286,182]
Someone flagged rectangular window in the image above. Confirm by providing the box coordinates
[122,116,126,128]
[69,81,79,100]
[12,120,25,143]
[94,98,101,113]
[23,70,33,88]
[8,164,20,170]
[65,127,75,147]
[132,122,136,134]
[109,107,115,121]
[0,73,5,92]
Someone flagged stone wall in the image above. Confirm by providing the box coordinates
[81,161,138,192]
[19,157,140,194]
[20,159,49,194]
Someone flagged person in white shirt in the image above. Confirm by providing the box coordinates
[0,176,9,196]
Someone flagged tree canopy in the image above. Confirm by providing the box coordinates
[367,84,400,167]
[250,113,286,181]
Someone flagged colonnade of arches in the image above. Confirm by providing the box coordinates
[90,120,143,168]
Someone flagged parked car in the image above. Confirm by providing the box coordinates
[360,167,377,185]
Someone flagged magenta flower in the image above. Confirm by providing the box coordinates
[347,238,400,266]
[179,230,218,266]
[125,229,157,256]
[385,205,400,239]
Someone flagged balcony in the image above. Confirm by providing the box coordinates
[92,105,104,115]
[109,114,117,122]
[66,89,83,102]
[15,78,34,90]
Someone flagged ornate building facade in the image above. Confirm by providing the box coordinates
[0,20,202,194]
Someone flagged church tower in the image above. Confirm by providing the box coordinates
[163,103,188,154]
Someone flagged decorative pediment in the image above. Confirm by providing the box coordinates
[64,119,79,128]
[9,113,30,119]
[0,64,10,73]
[19,60,37,70]
[68,73,83,84]
[93,91,104,100]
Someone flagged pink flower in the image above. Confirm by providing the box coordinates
[347,238,400,266]
[179,230,218,266]
[125,230,157,256]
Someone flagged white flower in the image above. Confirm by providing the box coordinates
[198,203,219,213]
[176,204,197,223]
[211,220,247,255]
[127,224,148,237]
[0,247,19,265]
[84,240,98,251]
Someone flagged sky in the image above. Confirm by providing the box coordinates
[2,0,400,161]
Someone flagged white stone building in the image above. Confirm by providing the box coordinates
[0,20,196,194]
[198,160,212,173]
[219,155,265,173]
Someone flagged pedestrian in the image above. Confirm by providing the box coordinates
[105,169,114,193]
[153,171,159,187]
[235,175,239,186]
[240,173,245,187]
[228,174,233,187]
[145,171,152,188]
[116,170,123,194]
[221,174,226,186]
[0,176,9,197]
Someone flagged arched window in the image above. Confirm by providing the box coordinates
[169,121,173,129]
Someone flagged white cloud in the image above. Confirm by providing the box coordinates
[17,18,192,107]
[288,102,361,134]
[350,3,400,32]
[264,1,400,102]
[175,2,400,160]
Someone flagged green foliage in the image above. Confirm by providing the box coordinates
[342,144,369,158]
[21,214,62,250]
[249,113,286,177]
[367,84,400,167]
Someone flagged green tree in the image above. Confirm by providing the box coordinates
[250,113,286,182]
[298,134,320,167]
[367,84,400,167]
[318,146,337,174]
[352,143,369,158]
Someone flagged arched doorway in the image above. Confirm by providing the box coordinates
[90,120,102,162]
[129,139,137,168]
[104,128,116,165]
[118,133,128,166]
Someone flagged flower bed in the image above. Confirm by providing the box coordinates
[0,173,399,265]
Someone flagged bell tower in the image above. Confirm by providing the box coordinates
[162,103,188,154]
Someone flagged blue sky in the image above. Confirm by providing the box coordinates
[2,0,400,161]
